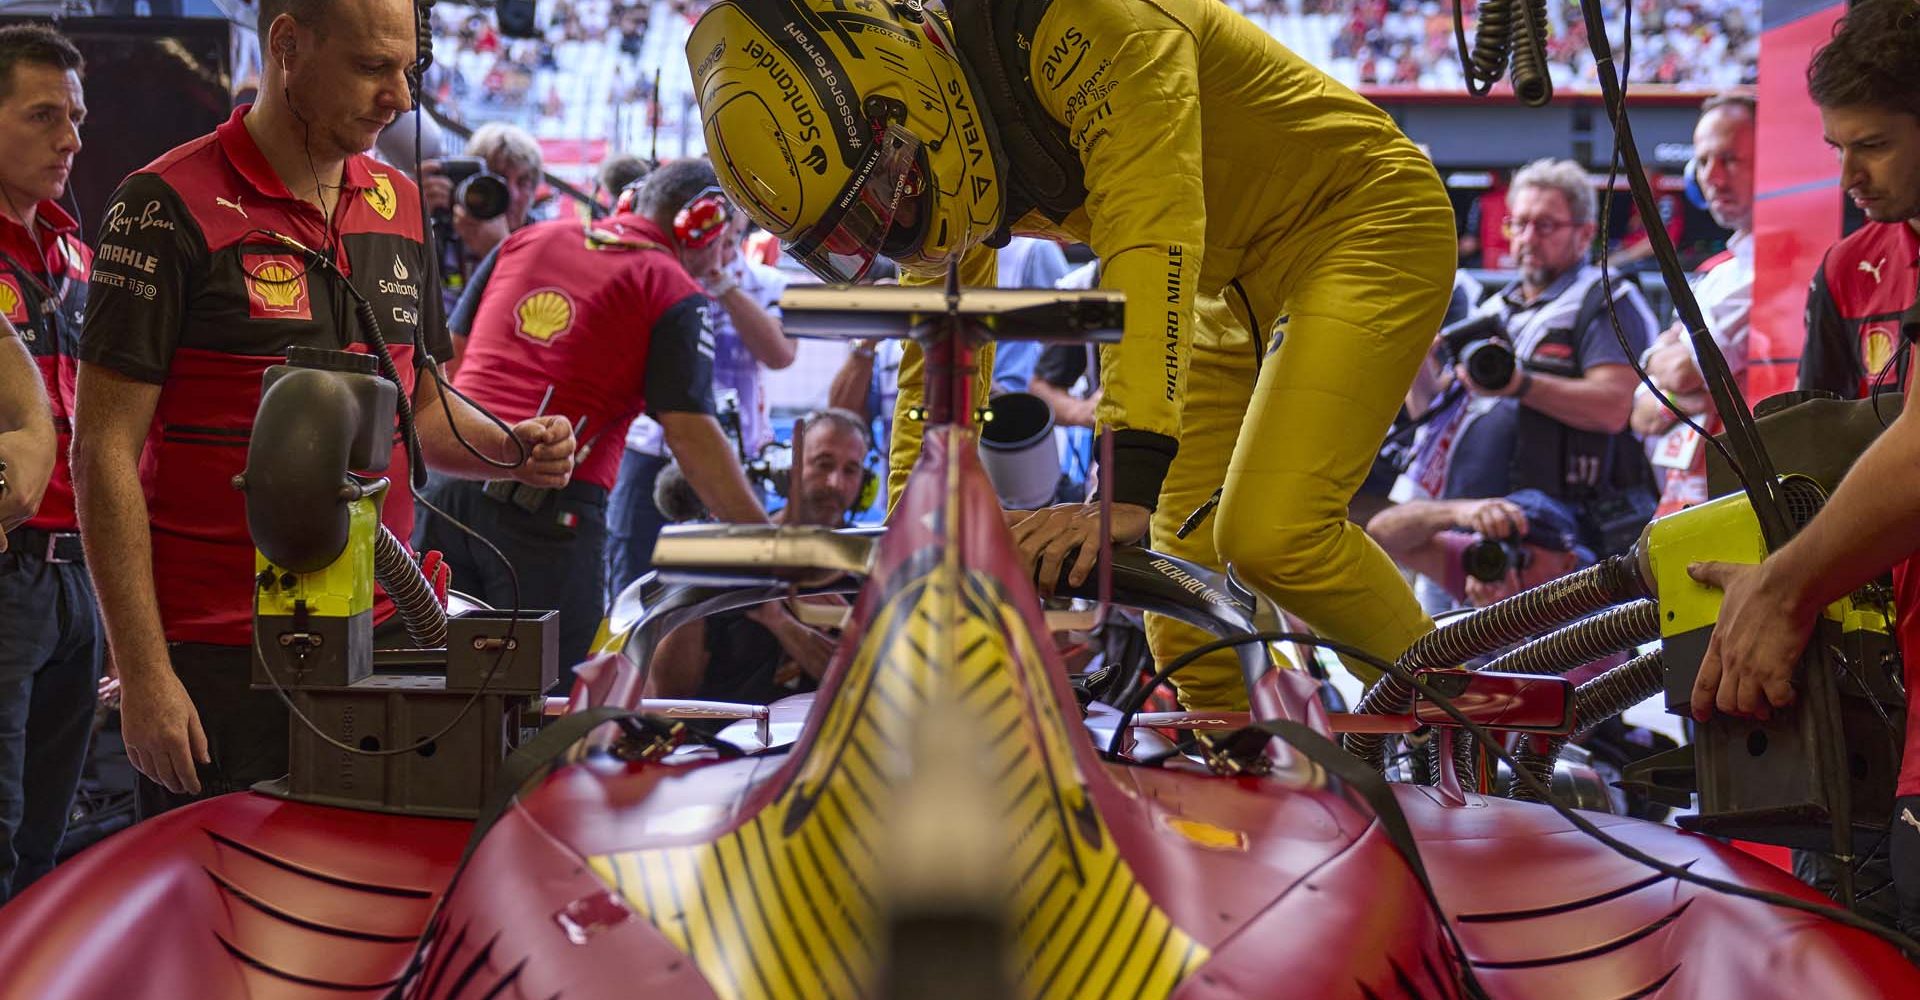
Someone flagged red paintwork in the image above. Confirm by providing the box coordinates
[5,330,1917,995]
[1412,670,1574,734]
[0,792,467,999]
[1750,3,1847,402]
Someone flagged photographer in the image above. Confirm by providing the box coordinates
[423,123,542,313]
[1395,158,1659,560]
[1368,490,1592,610]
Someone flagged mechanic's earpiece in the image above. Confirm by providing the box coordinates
[614,180,641,216]
[1682,156,1708,211]
[674,186,732,249]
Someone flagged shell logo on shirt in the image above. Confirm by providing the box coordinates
[363,172,399,221]
[243,253,312,320]
[0,276,26,325]
[1865,325,1896,379]
[514,288,574,343]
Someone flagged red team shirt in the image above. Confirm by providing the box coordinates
[80,106,451,645]
[0,200,91,534]
[451,213,716,491]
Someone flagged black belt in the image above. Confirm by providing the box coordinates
[7,527,83,564]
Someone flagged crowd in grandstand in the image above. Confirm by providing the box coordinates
[422,0,1758,148]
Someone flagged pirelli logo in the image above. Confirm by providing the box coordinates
[243,253,311,321]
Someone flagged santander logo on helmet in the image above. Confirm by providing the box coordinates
[685,0,1004,284]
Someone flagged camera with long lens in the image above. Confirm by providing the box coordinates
[1437,311,1518,392]
[436,156,511,222]
[1461,535,1532,583]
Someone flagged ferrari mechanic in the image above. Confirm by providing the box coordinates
[1691,0,1920,935]
[71,0,574,813]
[0,24,96,902]
[422,158,769,676]
[686,0,1456,703]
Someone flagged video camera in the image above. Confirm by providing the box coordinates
[1437,311,1517,392]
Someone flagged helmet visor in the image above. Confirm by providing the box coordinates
[788,125,925,285]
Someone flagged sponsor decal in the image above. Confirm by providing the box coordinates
[1148,557,1236,609]
[97,243,159,275]
[243,253,312,320]
[514,288,574,343]
[743,38,822,143]
[1069,100,1114,153]
[104,199,176,236]
[90,267,158,301]
[215,195,247,219]
[781,22,862,153]
[363,172,399,221]
[1865,325,1896,377]
[694,40,725,80]
[0,276,26,324]
[1859,257,1885,285]
[1062,60,1114,125]
[802,145,829,175]
[696,303,716,359]
[392,305,419,327]
[1163,246,1183,401]
[379,254,419,298]
[1040,26,1090,89]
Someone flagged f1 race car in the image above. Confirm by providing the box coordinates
[2,279,1916,1000]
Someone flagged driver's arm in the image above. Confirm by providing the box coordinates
[1030,2,1205,512]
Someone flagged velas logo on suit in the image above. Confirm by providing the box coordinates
[243,253,312,320]
[0,275,26,324]
[514,288,574,344]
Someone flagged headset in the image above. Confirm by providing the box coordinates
[610,182,733,252]
[674,185,733,249]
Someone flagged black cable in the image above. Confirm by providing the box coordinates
[1577,0,1791,552]
[1112,629,1920,961]
[1590,0,1745,482]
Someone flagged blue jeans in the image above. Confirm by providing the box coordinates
[0,535,102,901]
[605,449,672,602]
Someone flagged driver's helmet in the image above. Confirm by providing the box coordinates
[685,0,1005,283]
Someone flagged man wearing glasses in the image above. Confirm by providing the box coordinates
[1397,157,1659,602]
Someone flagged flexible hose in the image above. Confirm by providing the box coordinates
[1572,650,1666,737]
[1502,651,1665,801]
[1507,0,1553,107]
[1346,553,1648,769]
[375,523,448,648]
[1479,600,1659,676]
[1507,733,1562,802]
[1454,601,1657,790]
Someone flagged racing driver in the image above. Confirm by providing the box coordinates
[686,0,1457,705]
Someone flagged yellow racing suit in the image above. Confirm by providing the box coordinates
[890,0,1457,707]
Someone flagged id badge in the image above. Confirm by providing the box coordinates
[1651,424,1702,471]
